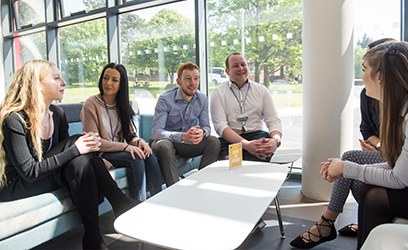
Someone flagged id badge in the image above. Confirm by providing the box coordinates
[237,114,248,122]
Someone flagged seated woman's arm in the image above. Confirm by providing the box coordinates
[3,112,80,182]
[81,97,127,152]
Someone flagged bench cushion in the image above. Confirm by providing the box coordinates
[0,188,74,240]
[0,167,128,241]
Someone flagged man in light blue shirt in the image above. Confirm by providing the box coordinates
[151,62,220,186]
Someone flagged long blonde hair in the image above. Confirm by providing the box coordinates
[0,60,54,187]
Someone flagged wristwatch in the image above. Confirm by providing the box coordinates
[274,138,281,148]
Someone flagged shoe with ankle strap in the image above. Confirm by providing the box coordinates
[290,215,337,249]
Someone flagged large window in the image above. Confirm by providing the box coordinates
[120,0,195,114]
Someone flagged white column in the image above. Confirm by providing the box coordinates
[302,0,354,200]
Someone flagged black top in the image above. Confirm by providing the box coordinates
[2,104,80,184]
[359,88,380,141]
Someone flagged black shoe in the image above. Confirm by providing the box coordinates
[290,215,337,249]
[250,219,266,234]
[338,223,358,237]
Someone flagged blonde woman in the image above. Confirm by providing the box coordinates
[0,60,136,249]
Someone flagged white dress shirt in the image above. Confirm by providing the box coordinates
[210,79,282,136]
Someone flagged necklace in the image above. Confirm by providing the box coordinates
[41,110,52,133]
[41,109,54,153]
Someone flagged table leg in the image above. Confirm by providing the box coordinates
[285,162,295,180]
[274,196,285,239]
[138,241,144,250]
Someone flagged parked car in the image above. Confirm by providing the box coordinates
[209,67,229,83]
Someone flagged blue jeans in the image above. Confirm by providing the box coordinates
[102,151,163,201]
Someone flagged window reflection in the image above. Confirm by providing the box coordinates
[15,0,45,27]
[15,32,47,68]
[61,0,105,17]
[59,19,108,103]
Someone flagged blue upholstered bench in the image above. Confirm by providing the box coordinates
[0,102,200,249]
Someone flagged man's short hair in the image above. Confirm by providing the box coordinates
[225,52,246,70]
[177,62,200,79]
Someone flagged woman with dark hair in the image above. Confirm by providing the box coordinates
[301,41,408,249]
[81,63,162,201]
[290,38,397,249]
[0,60,136,249]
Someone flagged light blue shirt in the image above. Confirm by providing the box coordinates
[151,87,211,143]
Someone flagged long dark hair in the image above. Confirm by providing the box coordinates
[364,41,408,167]
[98,63,136,140]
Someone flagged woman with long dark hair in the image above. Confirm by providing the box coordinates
[290,38,397,249]
[306,41,408,249]
[81,63,162,201]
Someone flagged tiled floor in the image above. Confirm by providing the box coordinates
[34,175,358,250]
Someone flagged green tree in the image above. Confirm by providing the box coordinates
[354,44,366,79]
[129,9,195,85]
[82,0,105,10]
[354,34,373,79]
[207,0,302,86]
[120,13,146,82]
[59,18,107,85]
[357,33,373,49]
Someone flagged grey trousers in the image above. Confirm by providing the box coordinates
[151,136,221,187]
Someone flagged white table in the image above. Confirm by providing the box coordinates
[114,160,287,250]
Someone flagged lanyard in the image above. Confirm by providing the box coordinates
[101,95,120,141]
[177,98,195,129]
[230,82,250,113]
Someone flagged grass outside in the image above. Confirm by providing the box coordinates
[63,81,303,110]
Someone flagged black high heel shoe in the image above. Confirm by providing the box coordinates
[290,215,337,249]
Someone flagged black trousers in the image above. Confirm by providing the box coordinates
[219,130,272,162]
[357,183,408,249]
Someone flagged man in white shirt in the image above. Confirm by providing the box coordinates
[210,52,282,162]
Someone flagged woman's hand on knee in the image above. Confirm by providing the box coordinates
[138,140,152,158]
[125,144,145,160]
[75,132,101,154]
